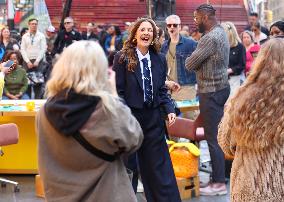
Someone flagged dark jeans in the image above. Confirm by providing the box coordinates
[2,93,30,100]
[27,84,44,99]
[198,86,230,183]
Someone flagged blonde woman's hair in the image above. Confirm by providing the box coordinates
[221,22,241,47]
[46,41,116,114]
[226,38,284,148]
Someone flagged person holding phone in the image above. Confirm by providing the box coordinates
[2,51,29,100]
[37,41,143,201]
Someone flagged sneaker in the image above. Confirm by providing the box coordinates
[200,181,211,188]
[200,183,227,196]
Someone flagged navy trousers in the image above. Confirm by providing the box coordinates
[128,106,181,202]
[198,86,230,183]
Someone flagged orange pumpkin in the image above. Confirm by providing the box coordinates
[170,146,199,178]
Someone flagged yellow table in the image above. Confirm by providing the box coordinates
[0,100,45,174]
[176,100,199,114]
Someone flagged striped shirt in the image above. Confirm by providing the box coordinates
[185,25,230,93]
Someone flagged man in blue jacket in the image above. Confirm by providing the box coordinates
[161,15,197,101]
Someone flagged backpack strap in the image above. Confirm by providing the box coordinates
[72,132,118,162]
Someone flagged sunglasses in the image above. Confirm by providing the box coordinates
[64,21,72,24]
[167,24,179,28]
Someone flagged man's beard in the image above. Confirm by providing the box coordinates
[198,23,206,34]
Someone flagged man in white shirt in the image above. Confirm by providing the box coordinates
[21,18,47,99]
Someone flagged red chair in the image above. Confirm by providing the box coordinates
[0,123,20,192]
[166,114,212,174]
[167,114,205,143]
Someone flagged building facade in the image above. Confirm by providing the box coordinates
[268,0,284,21]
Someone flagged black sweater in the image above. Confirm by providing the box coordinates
[53,29,81,55]
[229,42,246,75]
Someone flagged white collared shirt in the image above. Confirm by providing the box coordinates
[21,31,47,63]
[136,48,153,101]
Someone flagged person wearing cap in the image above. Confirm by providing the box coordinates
[45,25,57,55]
[45,25,57,79]
[185,4,230,196]
[122,22,131,43]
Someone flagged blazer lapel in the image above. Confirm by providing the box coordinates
[134,60,143,90]
[149,51,158,95]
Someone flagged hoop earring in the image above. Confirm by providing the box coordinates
[132,38,137,43]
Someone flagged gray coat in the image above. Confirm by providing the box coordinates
[36,101,143,202]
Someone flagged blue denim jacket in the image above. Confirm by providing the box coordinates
[161,35,197,85]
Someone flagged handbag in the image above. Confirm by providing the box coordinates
[27,71,45,85]
[0,123,19,146]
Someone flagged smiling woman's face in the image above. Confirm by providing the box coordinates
[135,21,154,50]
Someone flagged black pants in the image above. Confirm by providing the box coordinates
[26,84,44,99]
[128,106,181,202]
[199,86,230,183]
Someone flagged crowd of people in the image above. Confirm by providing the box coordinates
[0,17,131,100]
[0,3,284,202]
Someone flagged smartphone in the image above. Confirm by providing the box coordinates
[4,60,14,68]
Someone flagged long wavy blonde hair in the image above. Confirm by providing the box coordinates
[221,21,241,48]
[227,38,284,148]
[119,17,160,71]
[46,41,117,114]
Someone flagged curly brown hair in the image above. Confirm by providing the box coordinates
[2,50,23,65]
[118,17,160,71]
[226,38,284,148]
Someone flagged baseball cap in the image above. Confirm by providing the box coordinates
[47,25,56,33]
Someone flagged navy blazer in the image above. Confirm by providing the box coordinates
[113,49,175,115]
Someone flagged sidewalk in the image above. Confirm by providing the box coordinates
[0,142,230,202]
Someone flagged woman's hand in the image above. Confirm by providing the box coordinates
[108,69,118,97]
[168,113,176,126]
[227,68,233,75]
[15,92,23,98]
[165,80,181,92]
[27,62,34,69]
[0,62,10,74]
[7,93,18,100]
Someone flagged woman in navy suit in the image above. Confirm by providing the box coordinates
[113,17,181,202]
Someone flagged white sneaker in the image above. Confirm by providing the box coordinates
[200,183,227,196]
[137,179,144,193]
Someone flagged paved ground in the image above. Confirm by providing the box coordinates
[0,174,230,202]
[0,141,230,202]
